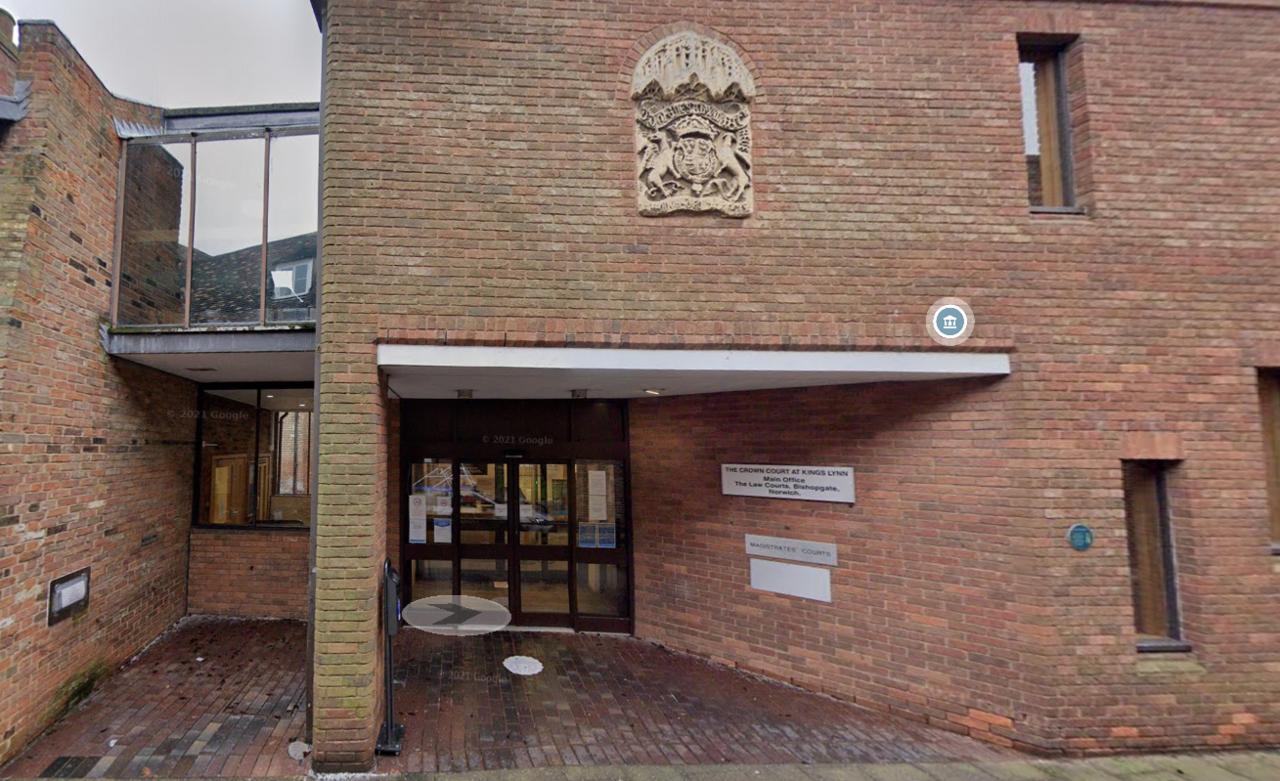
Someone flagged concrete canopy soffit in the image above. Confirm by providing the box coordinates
[376,345,1012,400]
[633,31,755,218]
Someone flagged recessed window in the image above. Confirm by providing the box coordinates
[197,386,313,527]
[271,258,314,300]
[1122,461,1185,647]
[275,411,313,496]
[1019,36,1077,209]
[1259,370,1280,548]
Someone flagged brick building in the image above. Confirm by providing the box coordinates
[2,0,1279,772]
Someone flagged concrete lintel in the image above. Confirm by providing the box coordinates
[105,329,316,356]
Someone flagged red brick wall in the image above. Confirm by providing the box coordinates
[0,23,195,765]
[323,0,1280,760]
[187,529,309,620]
[631,381,1044,750]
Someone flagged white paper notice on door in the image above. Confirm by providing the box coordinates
[432,518,451,544]
[409,495,428,543]
[588,469,608,521]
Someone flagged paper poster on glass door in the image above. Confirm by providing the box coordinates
[588,469,608,521]
[409,494,428,543]
[597,523,616,549]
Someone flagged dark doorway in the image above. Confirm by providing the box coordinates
[400,400,631,633]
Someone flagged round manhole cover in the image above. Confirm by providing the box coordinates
[503,655,543,676]
[402,595,511,636]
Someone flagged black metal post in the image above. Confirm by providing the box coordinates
[376,559,404,754]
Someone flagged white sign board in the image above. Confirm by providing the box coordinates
[749,559,832,602]
[721,464,854,503]
[745,534,838,567]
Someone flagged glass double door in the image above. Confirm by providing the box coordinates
[458,461,572,625]
[407,457,631,630]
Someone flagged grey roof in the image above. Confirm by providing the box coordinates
[0,80,30,123]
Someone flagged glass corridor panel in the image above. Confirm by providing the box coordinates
[190,138,265,325]
[114,131,318,329]
[266,133,319,324]
[117,142,190,326]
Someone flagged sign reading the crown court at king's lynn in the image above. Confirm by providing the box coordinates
[721,464,855,503]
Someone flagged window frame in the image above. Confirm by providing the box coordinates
[191,381,315,532]
[1259,370,1280,552]
[112,124,319,329]
[1121,460,1189,651]
[270,257,314,301]
[273,409,313,497]
[1018,35,1079,212]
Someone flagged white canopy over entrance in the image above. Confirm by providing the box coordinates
[377,345,1011,399]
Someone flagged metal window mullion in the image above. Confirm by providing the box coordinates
[293,410,301,495]
[1155,467,1182,640]
[110,141,129,327]
[183,136,196,328]
[260,130,272,326]
[1054,49,1076,207]
[251,388,262,524]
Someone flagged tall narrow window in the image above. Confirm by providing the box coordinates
[275,410,313,496]
[1259,370,1280,548]
[1019,36,1076,209]
[1122,461,1184,645]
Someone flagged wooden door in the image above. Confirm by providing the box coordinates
[211,454,250,525]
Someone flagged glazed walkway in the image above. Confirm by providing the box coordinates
[2,618,1021,777]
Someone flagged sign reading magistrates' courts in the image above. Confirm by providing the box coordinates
[745,534,838,567]
[721,464,855,503]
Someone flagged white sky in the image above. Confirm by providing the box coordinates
[5,0,321,107]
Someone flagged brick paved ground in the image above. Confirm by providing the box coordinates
[0,618,309,779]
[379,630,1017,773]
[2,622,1277,781]
[372,752,1280,780]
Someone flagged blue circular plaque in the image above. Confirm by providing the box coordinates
[1067,523,1094,552]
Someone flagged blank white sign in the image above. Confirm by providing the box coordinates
[749,558,832,602]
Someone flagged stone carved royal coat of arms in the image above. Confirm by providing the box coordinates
[632,31,755,218]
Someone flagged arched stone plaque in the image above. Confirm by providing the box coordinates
[632,31,755,218]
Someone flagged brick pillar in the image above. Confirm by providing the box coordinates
[310,346,387,771]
